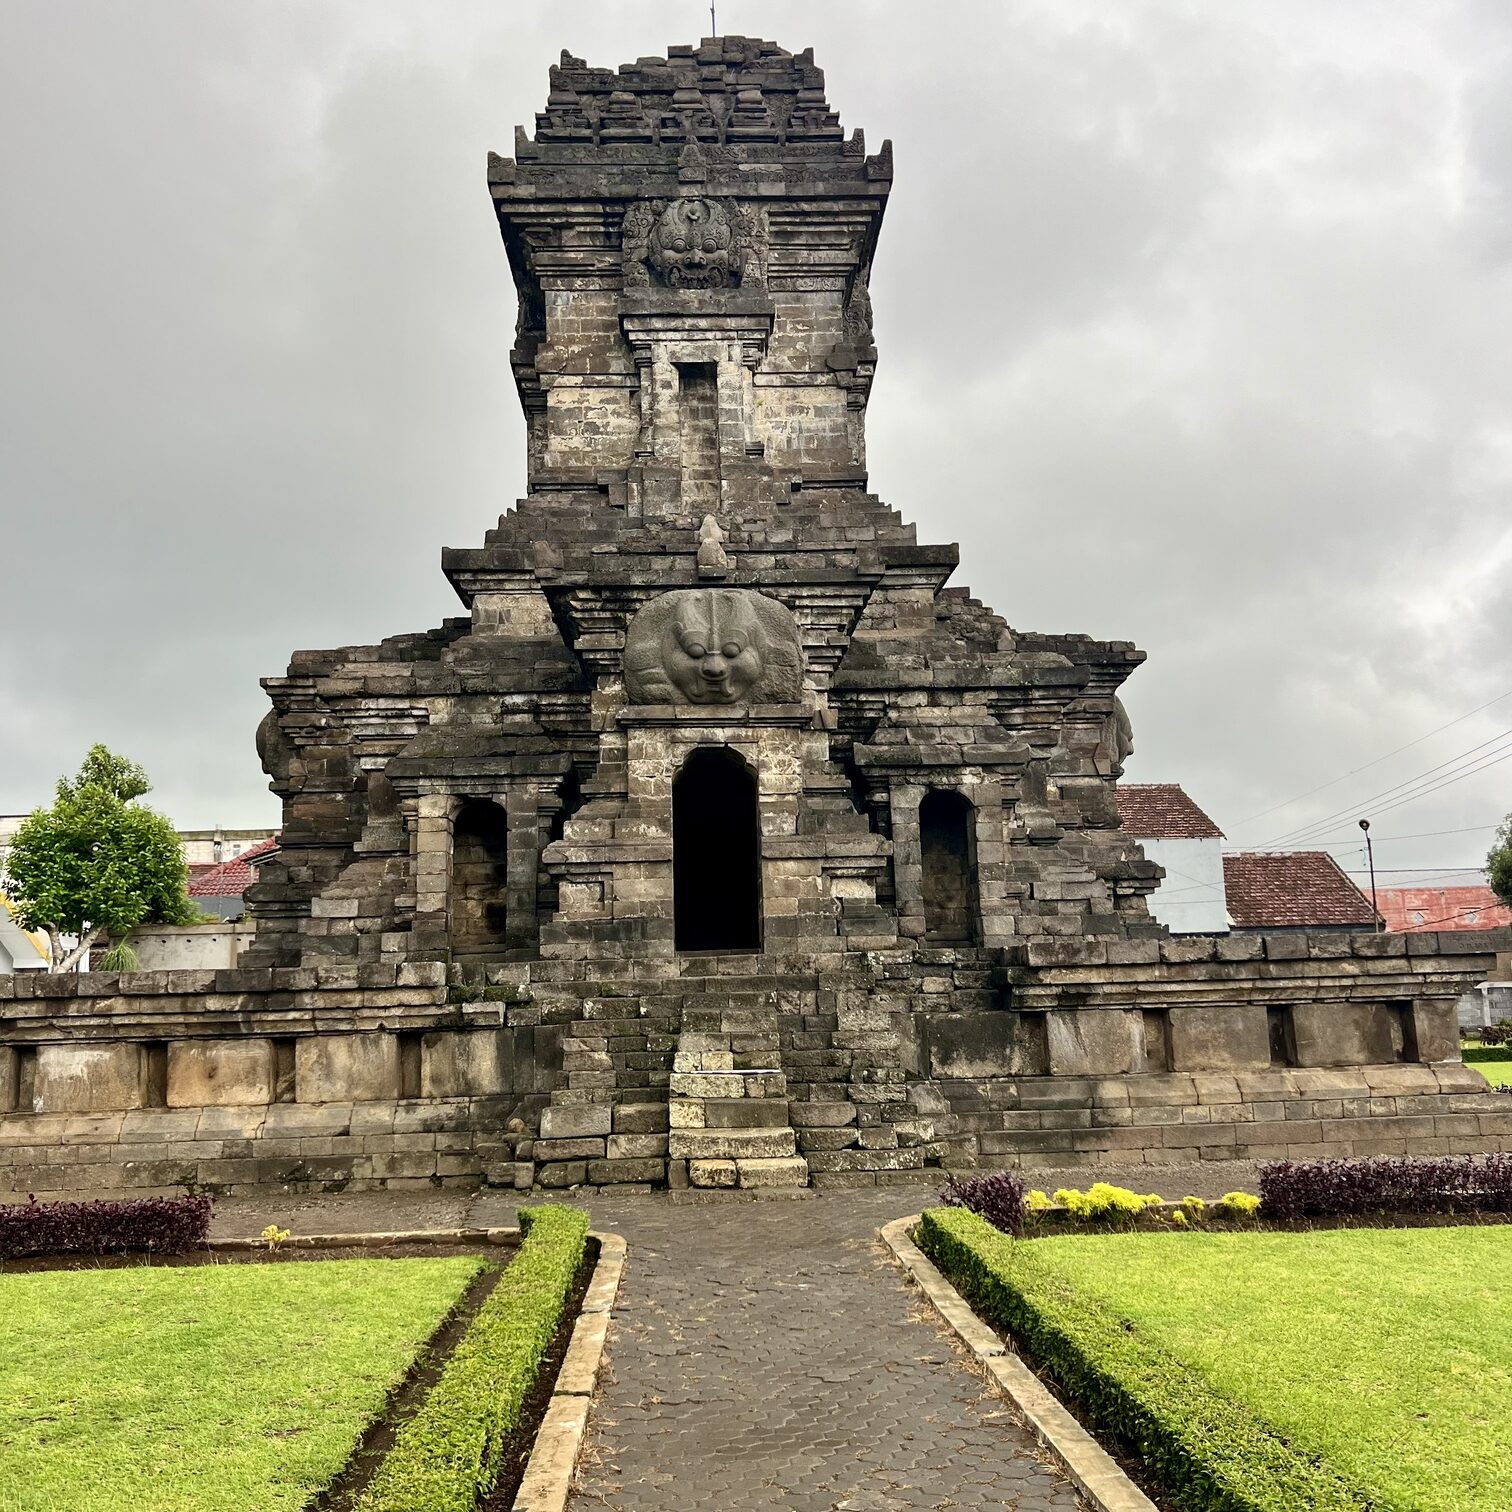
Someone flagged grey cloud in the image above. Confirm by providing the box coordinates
[2,0,1508,885]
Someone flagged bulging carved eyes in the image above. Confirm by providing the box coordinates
[704,237,718,251]
[685,643,707,658]
[672,238,687,252]
[722,642,742,657]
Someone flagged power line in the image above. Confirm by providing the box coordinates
[1235,684,1512,830]
[1280,820,1500,847]
[1263,730,1512,845]
[1340,866,1489,874]
[1259,731,1512,848]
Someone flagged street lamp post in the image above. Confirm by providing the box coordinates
[1359,818,1382,931]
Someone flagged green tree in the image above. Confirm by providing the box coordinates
[1490,813,1512,911]
[2,744,195,972]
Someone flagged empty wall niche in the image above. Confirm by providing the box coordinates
[399,1032,423,1099]
[450,800,511,962]
[1267,1006,1297,1067]
[141,1042,169,1108]
[1389,1001,1420,1063]
[1139,1009,1172,1072]
[272,1038,297,1103]
[920,789,978,943]
[677,361,720,509]
[2,1046,36,1113]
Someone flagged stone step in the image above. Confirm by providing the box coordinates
[734,1156,809,1189]
[668,1127,798,1161]
[669,1070,787,1099]
[704,1097,790,1129]
[686,1155,811,1190]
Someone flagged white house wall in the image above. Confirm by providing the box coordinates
[1140,836,1230,935]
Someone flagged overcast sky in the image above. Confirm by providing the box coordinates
[3,0,1509,891]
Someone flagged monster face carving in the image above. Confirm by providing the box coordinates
[647,199,737,290]
[623,589,804,705]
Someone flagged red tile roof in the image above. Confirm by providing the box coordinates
[188,837,279,898]
[1116,784,1224,839]
[1376,885,1511,933]
[1222,851,1378,930]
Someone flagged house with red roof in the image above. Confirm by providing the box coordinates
[1118,783,1383,935]
[187,837,279,921]
[1221,851,1379,932]
[1115,783,1229,934]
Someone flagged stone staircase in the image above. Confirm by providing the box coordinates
[667,983,809,1189]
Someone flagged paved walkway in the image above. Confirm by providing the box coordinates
[201,1163,1262,1510]
[547,1189,1082,1512]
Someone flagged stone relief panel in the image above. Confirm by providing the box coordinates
[623,588,803,704]
[622,198,765,291]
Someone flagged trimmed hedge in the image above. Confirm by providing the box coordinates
[916,1207,1376,1512]
[354,1203,589,1512]
[1259,1153,1512,1220]
[0,1193,212,1259]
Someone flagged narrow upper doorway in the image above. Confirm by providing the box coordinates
[673,746,761,952]
[920,788,978,943]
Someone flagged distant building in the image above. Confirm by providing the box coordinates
[0,896,48,973]
[1376,885,1512,934]
[1119,784,1386,935]
[1116,784,1229,934]
[188,837,279,921]
[1222,851,1379,933]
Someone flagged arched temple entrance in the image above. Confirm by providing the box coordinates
[450,799,510,960]
[673,747,761,952]
[920,788,978,943]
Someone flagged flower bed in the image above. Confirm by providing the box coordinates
[0,1193,212,1259]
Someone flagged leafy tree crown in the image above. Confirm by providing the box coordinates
[2,746,194,943]
[1490,813,1512,910]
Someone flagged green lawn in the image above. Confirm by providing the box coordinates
[929,1219,1512,1512]
[0,1256,484,1512]
[1462,1049,1512,1087]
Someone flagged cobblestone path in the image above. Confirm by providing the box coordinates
[555,1189,1083,1512]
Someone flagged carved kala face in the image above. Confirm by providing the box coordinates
[648,199,735,289]
[664,595,765,703]
[623,589,804,706]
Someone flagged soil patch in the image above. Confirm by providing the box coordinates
[3,1238,514,1273]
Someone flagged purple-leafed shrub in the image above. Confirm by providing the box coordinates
[939,1170,1027,1235]
[0,1193,213,1260]
[1258,1154,1512,1221]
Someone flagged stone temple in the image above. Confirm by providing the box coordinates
[1,38,1508,1195]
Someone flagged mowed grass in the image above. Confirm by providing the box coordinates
[0,1256,484,1512]
[1023,1227,1512,1512]
[1463,1050,1512,1087]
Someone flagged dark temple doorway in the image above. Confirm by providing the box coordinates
[450,799,511,961]
[673,746,761,952]
[920,788,978,943]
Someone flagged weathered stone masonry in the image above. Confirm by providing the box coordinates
[3,36,1509,1195]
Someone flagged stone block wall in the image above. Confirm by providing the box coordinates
[0,927,1507,1196]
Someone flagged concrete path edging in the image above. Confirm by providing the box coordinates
[513,1231,627,1512]
[880,1215,1157,1512]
